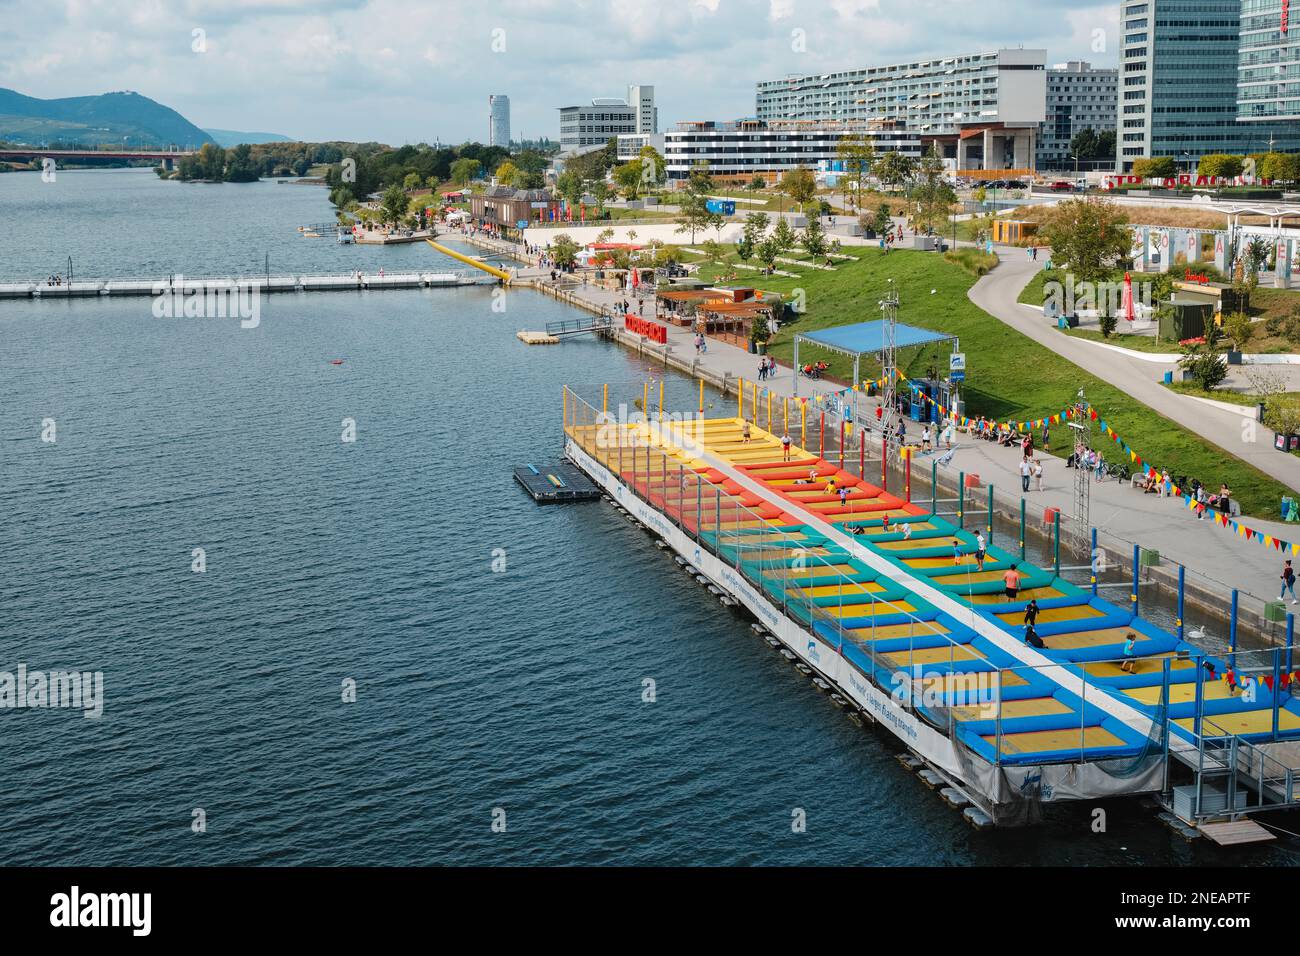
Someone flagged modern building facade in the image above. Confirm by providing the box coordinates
[627,85,659,134]
[754,49,1046,172]
[1119,0,1299,171]
[1037,61,1118,171]
[615,133,666,162]
[662,119,922,184]
[558,99,637,151]
[1238,0,1300,122]
[489,94,510,148]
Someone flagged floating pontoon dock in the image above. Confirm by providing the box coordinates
[0,271,492,299]
[563,385,1300,828]
[514,462,601,503]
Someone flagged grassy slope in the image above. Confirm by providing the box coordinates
[689,247,1291,516]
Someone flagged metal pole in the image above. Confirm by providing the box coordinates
[1091,527,1099,597]
[931,460,937,515]
[1020,498,1026,560]
[839,420,845,470]
[1273,647,1283,742]
[957,471,964,528]
[1161,657,1172,794]
[905,452,911,502]
[1131,543,1139,614]
[1052,511,1060,577]
[1288,613,1295,673]
[986,484,993,541]
[1230,589,1239,670]
[1194,652,1205,739]
[819,413,825,459]
[1177,564,1185,641]
[881,437,887,490]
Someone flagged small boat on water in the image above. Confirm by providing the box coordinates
[336,231,355,244]
[302,230,321,238]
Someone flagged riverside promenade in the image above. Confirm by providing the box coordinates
[448,231,1300,614]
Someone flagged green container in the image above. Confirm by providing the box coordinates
[1266,601,1288,623]
[1139,548,1161,568]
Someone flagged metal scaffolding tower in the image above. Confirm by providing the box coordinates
[1067,390,1092,533]
[879,279,900,462]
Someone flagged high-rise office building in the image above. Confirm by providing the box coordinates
[627,85,658,134]
[489,95,510,147]
[1118,0,1298,171]
[1238,0,1299,122]
[1038,61,1118,171]
[755,49,1046,172]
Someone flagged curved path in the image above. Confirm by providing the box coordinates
[969,250,1300,490]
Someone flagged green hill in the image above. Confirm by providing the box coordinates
[0,88,213,148]
[203,128,293,148]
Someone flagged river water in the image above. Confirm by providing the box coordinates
[0,169,1293,865]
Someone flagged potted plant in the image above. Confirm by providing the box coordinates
[750,314,771,355]
[1222,310,1253,365]
[1265,395,1300,454]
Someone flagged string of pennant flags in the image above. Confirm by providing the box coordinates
[791,376,1300,556]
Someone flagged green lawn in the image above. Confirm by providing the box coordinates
[696,246,1291,517]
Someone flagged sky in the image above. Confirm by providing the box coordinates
[0,0,1120,145]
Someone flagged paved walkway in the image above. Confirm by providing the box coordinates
[447,232,1300,604]
[969,250,1300,490]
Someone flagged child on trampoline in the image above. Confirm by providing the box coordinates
[1120,633,1138,673]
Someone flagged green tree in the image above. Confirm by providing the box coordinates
[403,171,422,191]
[755,236,780,273]
[675,163,720,243]
[778,166,817,208]
[1039,198,1131,282]
[551,233,579,268]
[450,157,481,185]
[589,179,609,213]
[1178,346,1229,392]
[555,169,586,209]
[1198,154,1244,179]
[494,160,519,186]
[742,211,769,246]
[380,184,408,225]
[1132,156,1177,179]
[747,175,767,191]
[700,239,725,266]
[835,133,876,210]
[612,161,643,199]
[772,216,796,253]
[873,151,916,193]
[871,202,893,237]
[1259,152,1299,183]
[802,215,828,258]
[637,144,665,188]
[908,144,956,235]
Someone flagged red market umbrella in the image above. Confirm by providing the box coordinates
[1122,272,1135,322]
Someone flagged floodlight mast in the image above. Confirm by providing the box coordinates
[879,279,900,462]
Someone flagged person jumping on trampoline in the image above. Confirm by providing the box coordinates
[1120,632,1138,673]
[742,420,752,443]
[1003,564,1021,602]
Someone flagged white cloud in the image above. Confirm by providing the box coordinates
[1,0,1120,143]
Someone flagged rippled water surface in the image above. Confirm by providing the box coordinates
[1,170,1295,864]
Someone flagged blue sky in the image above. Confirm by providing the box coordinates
[0,0,1119,144]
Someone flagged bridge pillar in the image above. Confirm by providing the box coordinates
[162,157,175,171]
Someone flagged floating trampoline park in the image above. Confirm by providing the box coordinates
[559,322,1300,831]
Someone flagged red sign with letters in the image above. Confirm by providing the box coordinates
[625,314,667,344]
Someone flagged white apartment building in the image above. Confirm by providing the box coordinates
[662,119,922,184]
[755,49,1047,172]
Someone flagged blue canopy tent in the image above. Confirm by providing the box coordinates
[792,320,958,400]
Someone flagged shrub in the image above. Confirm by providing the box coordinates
[1178,347,1229,392]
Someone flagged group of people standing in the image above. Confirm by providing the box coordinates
[756,357,778,381]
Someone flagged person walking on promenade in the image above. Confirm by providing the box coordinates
[1282,560,1298,605]
[1019,456,1032,493]
[758,359,767,381]
[1041,420,1050,451]
[921,424,932,454]
[1033,458,1044,492]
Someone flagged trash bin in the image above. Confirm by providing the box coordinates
[1266,601,1289,624]
[1163,370,1173,384]
[1283,496,1294,519]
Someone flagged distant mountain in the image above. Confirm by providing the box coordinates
[0,88,213,148]
[204,129,294,148]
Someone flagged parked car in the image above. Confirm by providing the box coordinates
[1005,179,1028,189]
[1049,180,1073,192]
